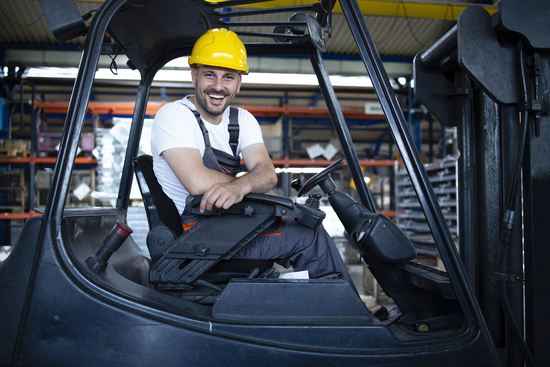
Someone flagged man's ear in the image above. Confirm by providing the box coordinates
[236,74,242,93]
[191,68,197,87]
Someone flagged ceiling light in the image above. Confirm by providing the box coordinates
[26,67,373,88]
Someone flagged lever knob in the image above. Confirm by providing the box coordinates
[291,178,302,192]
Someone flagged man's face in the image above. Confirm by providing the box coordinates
[191,65,242,123]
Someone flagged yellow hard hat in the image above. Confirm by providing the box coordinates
[188,28,249,74]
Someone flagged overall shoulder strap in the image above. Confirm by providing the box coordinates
[184,103,239,155]
[183,104,212,148]
[228,106,240,156]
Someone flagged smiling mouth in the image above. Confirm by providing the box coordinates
[208,93,226,102]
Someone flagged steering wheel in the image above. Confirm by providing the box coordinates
[297,158,346,197]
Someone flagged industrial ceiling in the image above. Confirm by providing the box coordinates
[1,1,499,61]
[0,0,500,160]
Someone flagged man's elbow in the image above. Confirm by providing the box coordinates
[267,170,278,189]
[183,181,207,196]
[187,186,204,197]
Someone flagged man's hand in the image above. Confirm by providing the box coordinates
[199,180,246,212]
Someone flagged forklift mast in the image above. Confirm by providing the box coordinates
[414,1,550,365]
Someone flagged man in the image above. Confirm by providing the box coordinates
[151,28,358,294]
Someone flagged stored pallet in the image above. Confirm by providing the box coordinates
[0,139,31,158]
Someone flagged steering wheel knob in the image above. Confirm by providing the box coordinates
[297,158,346,197]
[291,178,302,192]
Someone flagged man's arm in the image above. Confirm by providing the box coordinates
[163,147,233,195]
[163,142,277,212]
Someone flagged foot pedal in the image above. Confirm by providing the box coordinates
[371,305,389,321]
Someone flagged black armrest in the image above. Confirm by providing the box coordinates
[242,193,295,208]
[187,193,294,216]
[187,193,325,229]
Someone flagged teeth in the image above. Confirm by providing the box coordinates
[209,94,224,100]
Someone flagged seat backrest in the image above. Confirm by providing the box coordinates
[133,155,183,237]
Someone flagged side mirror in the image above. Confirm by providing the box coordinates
[40,0,88,42]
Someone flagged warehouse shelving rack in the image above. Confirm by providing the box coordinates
[1,100,397,222]
[395,158,459,259]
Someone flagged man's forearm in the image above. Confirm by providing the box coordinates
[187,167,235,195]
[236,161,277,195]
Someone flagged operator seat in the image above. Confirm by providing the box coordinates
[132,154,274,285]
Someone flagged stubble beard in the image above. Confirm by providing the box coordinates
[195,89,235,119]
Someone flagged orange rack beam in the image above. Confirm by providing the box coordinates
[271,158,396,167]
[35,101,166,116]
[0,156,97,165]
[1,210,42,220]
[35,101,386,121]
[243,105,386,121]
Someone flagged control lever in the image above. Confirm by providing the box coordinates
[304,193,322,209]
[86,221,133,273]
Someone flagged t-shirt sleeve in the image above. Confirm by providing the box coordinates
[151,102,204,157]
[237,108,264,154]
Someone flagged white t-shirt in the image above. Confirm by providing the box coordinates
[151,95,264,214]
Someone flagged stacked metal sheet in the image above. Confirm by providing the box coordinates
[94,123,127,207]
[93,118,153,251]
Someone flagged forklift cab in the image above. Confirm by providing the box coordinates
[0,0,520,366]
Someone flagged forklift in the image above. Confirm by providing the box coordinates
[0,0,547,366]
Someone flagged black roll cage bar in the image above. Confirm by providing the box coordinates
[40,0,487,341]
